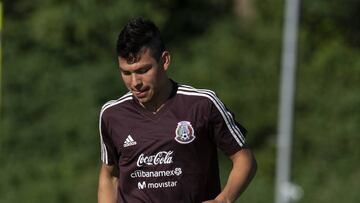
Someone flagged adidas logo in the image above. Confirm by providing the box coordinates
[123,135,137,147]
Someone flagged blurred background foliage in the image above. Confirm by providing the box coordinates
[1,0,359,202]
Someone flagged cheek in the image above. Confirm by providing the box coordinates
[140,73,156,86]
[149,69,163,83]
[121,75,131,87]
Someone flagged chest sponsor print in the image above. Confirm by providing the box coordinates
[138,180,178,189]
[137,150,174,167]
[130,168,182,178]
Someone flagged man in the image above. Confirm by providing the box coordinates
[98,17,257,203]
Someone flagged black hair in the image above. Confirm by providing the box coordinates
[116,17,165,62]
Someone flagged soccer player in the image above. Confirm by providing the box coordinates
[98,17,257,203]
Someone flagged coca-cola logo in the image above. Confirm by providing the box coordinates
[137,151,174,167]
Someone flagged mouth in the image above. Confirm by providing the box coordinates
[133,88,149,98]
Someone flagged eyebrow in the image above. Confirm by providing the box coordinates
[119,63,152,73]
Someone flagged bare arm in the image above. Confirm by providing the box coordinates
[204,147,257,203]
[98,164,119,203]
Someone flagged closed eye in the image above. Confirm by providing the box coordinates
[121,70,131,75]
[135,66,151,74]
[119,64,152,76]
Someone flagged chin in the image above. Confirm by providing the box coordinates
[137,92,153,103]
[137,97,151,104]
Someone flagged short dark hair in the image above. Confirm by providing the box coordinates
[116,17,165,62]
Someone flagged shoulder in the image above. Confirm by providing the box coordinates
[176,84,230,116]
[176,83,220,103]
[100,92,133,116]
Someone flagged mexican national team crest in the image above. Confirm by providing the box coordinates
[175,121,195,144]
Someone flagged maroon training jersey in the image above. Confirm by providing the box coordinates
[99,82,246,203]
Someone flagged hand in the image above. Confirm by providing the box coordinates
[202,199,230,203]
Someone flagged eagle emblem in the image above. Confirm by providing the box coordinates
[175,121,195,144]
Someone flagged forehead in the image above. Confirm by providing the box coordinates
[118,48,157,69]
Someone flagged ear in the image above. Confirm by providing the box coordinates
[161,51,171,71]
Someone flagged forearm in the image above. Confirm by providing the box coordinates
[216,148,257,203]
[98,165,119,203]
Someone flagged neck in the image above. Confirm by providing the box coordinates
[141,79,173,113]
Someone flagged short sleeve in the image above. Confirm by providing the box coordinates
[99,111,118,165]
[208,96,247,156]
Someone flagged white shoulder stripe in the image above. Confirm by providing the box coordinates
[177,90,245,146]
[179,86,244,139]
[99,92,133,164]
[101,92,132,110]
[179,84,216,95]
[177,86,245,146]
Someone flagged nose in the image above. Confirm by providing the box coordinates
[131,73,142,89]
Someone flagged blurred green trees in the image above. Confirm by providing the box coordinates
[1,0,359,202]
